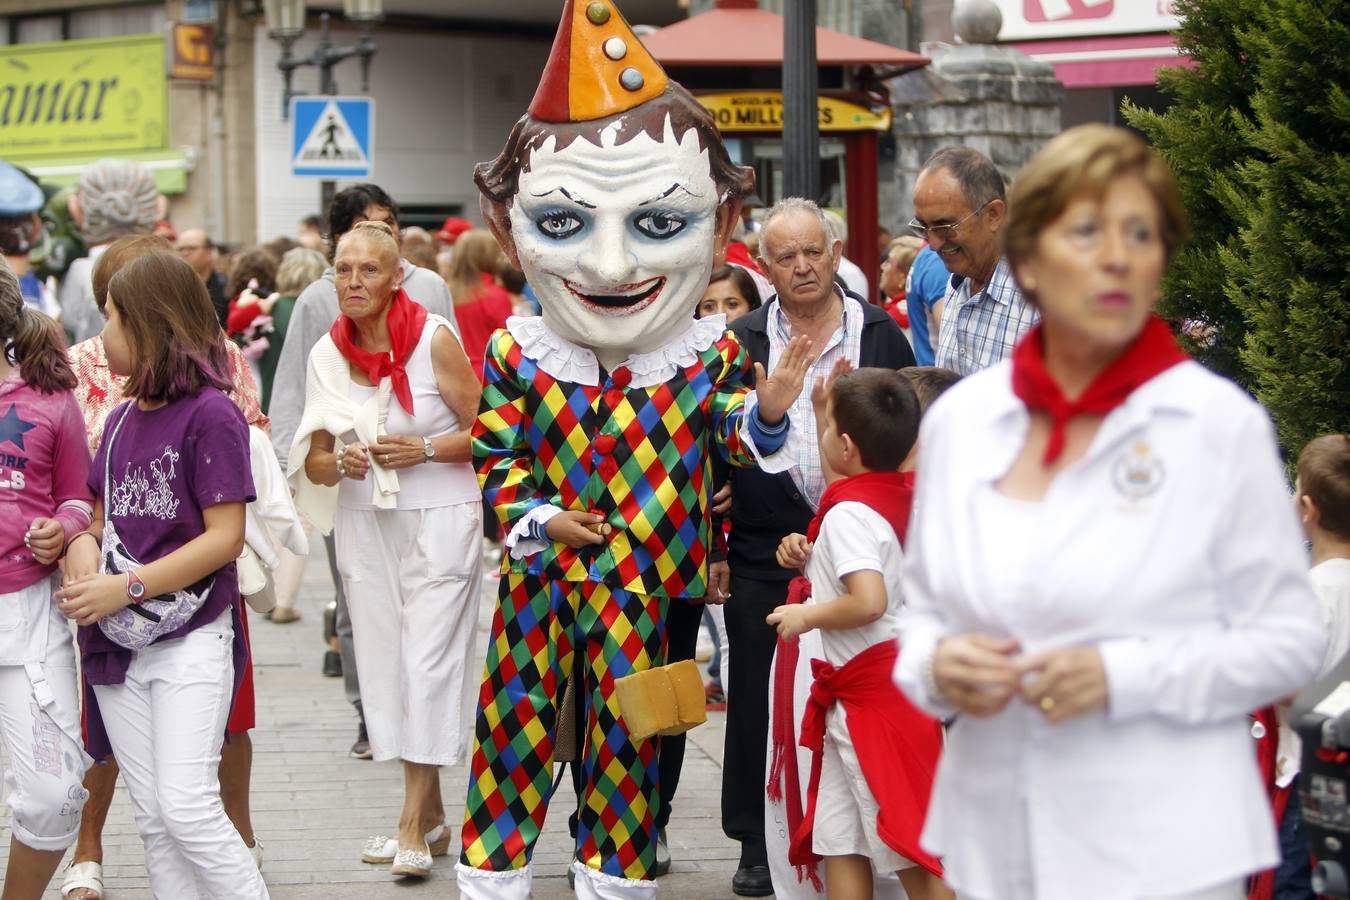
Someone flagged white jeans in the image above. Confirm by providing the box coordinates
[0,576,88,851]
[93,611,269,900]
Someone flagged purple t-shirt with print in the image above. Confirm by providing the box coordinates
[79,388,254,686]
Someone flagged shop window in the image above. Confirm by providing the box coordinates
[70,5,162,39]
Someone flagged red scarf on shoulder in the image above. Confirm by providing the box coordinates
[329,288,428,415]
[767,470,918,889]
[1011,314,1187,465]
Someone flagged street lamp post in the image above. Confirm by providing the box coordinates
[782,0,820,202]
[263,0,382,215]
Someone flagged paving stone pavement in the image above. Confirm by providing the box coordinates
[4,546,743,898]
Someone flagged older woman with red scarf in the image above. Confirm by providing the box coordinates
[894,125,1325,900]
[289,220,482,881]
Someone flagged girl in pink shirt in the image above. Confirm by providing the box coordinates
[0,258,93,900]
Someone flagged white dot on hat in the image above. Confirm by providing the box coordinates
[603,38,627,61]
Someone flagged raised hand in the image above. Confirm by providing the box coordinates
[754,335,815,426]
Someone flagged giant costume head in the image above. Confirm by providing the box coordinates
[477,0,754,368]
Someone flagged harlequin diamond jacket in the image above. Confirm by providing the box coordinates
[473,318,757,600]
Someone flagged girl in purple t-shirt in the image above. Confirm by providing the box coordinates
[0,259,93,900]
[56,252,266,900]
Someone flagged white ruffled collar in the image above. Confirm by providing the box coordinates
[505,314,728,388]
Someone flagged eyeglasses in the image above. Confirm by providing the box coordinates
[908,200,993,240]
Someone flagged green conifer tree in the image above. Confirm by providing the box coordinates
[1123,0,1261,383]
[1221,0,1349,454]
[1127,0,1349,453]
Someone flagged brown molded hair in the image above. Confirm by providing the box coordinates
[1299,434,1350,539]
[107,252,232,403]
[0,258,75,393]
[830,368,921,472]
[475,83,755,207]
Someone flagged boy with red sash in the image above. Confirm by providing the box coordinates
[767,365,951,900]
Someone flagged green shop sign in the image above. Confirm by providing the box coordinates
[0,34,168,161]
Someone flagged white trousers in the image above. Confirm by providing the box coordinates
[335,501,482,765]
[93,611,269,900]
[0,576,88,851]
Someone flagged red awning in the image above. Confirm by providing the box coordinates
[1006,32,1189,88]
[640,4,929,70]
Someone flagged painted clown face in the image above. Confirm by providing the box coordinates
[509,118,725,363]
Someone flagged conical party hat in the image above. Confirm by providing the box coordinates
[529,0,670,122]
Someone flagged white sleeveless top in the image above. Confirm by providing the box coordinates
[338,318,480,511]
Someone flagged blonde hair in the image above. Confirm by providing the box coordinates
[448,229,507,303]
[1004,125,1186,298]
[335,219,400,268]
[885,235,926,274]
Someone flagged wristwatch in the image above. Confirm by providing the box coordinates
[422,436,435,463]
[126,571,147,603]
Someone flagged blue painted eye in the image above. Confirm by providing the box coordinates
[536,211,584,240]
[634,211,687,240]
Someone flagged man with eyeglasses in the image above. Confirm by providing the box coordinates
[911,146,1038,375]
[176,227,228,327]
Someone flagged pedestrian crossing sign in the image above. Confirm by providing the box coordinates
[290,97,374,178]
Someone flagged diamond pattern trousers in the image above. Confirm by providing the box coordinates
[461,573,668,881]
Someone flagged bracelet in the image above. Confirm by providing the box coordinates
[335,452,348,480]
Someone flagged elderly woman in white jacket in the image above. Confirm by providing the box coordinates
[288,220,481,881]
[894,125,1325,900]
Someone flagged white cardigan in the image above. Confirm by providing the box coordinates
[285,317,454,534]
[893,360,1324,900]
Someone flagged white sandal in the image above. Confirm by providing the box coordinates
[391,844,433,879]
[61,861,104,900]
[361,823,450,864]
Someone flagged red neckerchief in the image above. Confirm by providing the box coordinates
[807,470,914,544]
[1011,314,1188,465]
[792,640,944,880]
[329,288,428,415]
[766,470,916,889]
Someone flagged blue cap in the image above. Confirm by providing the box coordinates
[0,160,44,217]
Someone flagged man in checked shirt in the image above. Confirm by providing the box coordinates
[911,146,1039,375]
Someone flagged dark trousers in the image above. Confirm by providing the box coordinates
[720,573,790,868]
[655,597,705,830]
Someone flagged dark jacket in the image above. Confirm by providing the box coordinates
[727,292,916,580]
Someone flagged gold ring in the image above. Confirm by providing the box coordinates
[1039,696,1055,712]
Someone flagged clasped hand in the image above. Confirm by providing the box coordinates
[931,635,1108,722]
[56,573,131,627]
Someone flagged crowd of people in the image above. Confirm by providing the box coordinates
[0,9,1346,900]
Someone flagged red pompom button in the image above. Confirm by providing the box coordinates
[594,434,618,455]
[609,367,632,388]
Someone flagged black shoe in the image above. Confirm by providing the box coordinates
[653,827,671,877]
[350,720,372,759]
[322,649,342,678]
[731,864,773,897]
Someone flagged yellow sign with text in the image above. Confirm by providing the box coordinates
[0,34,169,161]
[697,92,892,133]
